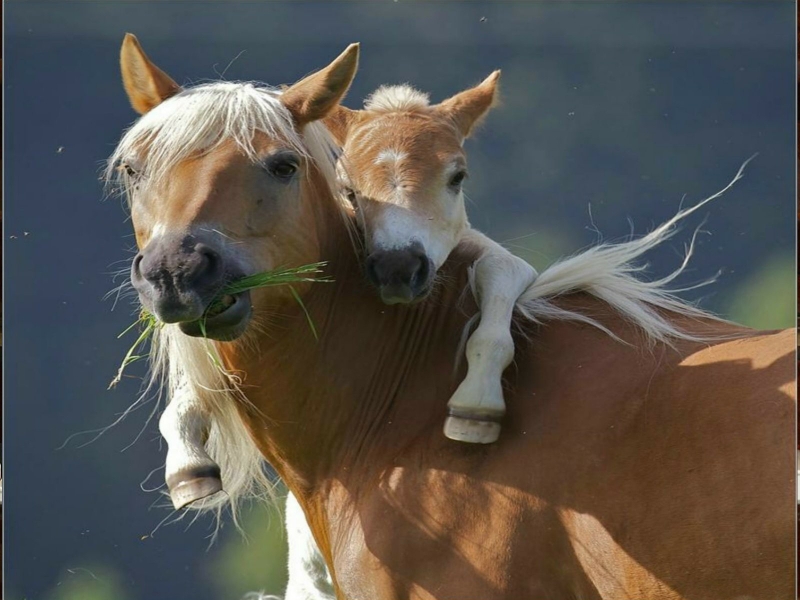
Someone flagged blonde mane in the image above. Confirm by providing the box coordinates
[507,159,753,348]
[107,81,338,196]
[108,79,750,523]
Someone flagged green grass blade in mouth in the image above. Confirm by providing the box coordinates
[108,311,161,389]
[216,262,333,297]
[205,261,332,322]
[110,262,333,387]
[288,285,319,341]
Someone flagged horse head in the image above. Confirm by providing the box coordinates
[113,34,358,340]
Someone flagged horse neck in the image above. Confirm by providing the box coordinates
[220,183,482,494]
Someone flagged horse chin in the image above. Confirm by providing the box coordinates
[178,291,253,341]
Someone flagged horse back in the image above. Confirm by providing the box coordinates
[327,312,794,599]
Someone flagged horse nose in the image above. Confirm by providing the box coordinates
[365,245,433,304]
[132,242,223,290]
[131,235,227,323]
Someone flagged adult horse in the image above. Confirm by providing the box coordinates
[111,39,795,599]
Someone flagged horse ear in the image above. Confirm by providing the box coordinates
[323,106,360,144]
[282,44,360,128]
[120,33,181,115]
[436,70,501,139]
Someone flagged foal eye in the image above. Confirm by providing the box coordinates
[269,160,298,181]
[449,170,467,189]
[343,187,358,207]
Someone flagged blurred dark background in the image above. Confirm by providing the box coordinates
[4,2,795,599]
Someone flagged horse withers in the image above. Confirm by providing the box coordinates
[110,36,795,600]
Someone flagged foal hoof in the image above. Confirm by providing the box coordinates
[444,411,502,444]
[167,467,223,510]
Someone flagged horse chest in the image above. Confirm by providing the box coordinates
[323,471,603,600]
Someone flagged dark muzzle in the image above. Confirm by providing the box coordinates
[365,243,434,304]
[131,231,251,340]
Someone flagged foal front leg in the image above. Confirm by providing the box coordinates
[444,231,537,444]
[159,381,223,509]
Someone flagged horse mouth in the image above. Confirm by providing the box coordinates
[178,291,252,341]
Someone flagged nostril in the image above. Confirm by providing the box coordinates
[131,253,145,281]
[365,255,381,286]
[189,243,223,283]
[194,243,219,265]
[411,256,430,289]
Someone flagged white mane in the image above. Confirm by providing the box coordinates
[363,84,430,112]
[107,81,338,196]
[508,158,753,347]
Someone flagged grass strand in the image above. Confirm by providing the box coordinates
[110,262,332,388]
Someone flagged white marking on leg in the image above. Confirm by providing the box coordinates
[159,379,219,500]
[446,230,537,443]
[285,492,335,600]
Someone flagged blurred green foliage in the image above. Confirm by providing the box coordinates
[36,564,132,600]
[209,497,290,599]
[725,253,796,329]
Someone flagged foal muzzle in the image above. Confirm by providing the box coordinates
[365,242,435,304]
[131,232,252,340]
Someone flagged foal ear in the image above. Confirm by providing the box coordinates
[323,106,360,144]
[282,44,360,128]
[436,70,501,139]
[120,33,181,115]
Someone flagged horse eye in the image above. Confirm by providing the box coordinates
[120,163,138,178]
[269,160,298,181]
[449,170,467,189]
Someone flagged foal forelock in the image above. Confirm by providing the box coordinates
[106,81,340,200]
[363,84,431,113]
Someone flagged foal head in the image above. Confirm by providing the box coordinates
[327,73,500,304]
[111,34,357,340]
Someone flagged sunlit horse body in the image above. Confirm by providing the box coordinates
[110,40,795,599]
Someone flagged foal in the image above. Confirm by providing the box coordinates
[327,78,537,444]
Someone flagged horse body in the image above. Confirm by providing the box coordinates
[110,38,795,599]
[219,218,794,599]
